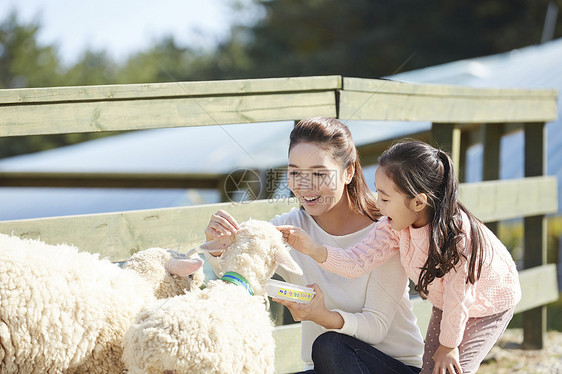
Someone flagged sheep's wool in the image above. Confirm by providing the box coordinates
[0,234,200,374]
[124,219,302,374]
[125,283,274,374]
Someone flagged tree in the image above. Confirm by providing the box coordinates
[117,36,208,83]
[63,50,119,86]
[212,0,562,79]
[0,12,61,88]
[0,13,116,158]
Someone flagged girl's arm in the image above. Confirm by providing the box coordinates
[276,225,327,262]
[279,218,400,278]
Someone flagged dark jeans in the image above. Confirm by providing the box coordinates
[305,332,421,374]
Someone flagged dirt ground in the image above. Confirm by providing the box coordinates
[478,328,562,373]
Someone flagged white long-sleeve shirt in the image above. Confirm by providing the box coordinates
[207,208,423,369]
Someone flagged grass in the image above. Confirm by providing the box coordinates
[478,328,562,373]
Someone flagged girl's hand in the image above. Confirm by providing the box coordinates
[432,344,462,374]
[204,210,240,256]
[273,284,343,329]
[276,225,327,263]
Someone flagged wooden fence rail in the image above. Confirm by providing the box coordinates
[0,176,555,261]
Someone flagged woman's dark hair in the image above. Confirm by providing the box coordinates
[378,139,484,297]
[289,117,380,221]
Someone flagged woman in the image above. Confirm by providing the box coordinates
[205,117,423,373]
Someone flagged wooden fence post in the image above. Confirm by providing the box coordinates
[481,123,503,235]
[431,123,461,180]
[522,122,548,349]
[458,133,470,183]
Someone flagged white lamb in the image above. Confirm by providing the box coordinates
[0,233,204,374]
[123,219,303,374]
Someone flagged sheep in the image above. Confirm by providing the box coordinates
[0,233,204,374]
[123,219,303,374]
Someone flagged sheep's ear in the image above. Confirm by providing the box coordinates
[274,246,303,275]
[166,257,203,277]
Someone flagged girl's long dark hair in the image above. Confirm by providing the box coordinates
[378,140,484,297]
[289,117,381,221]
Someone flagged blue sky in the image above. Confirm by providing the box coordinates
[0,0,245,65]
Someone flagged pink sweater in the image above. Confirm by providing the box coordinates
[320,215,521,348]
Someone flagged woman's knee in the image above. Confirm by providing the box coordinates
[312,332,346,358]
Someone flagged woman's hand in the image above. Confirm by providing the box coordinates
[273,284,344,330]
[204,210,240,256]
[276,225,327,263]
[205,209,240,240]
[432,344,462,374]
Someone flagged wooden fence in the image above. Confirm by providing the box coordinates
[0,76,559,373]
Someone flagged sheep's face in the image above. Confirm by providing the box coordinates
[124,248,204,299]
[203,219,302,296]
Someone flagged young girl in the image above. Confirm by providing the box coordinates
[279,140,521,374]
[205,118,424,373]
